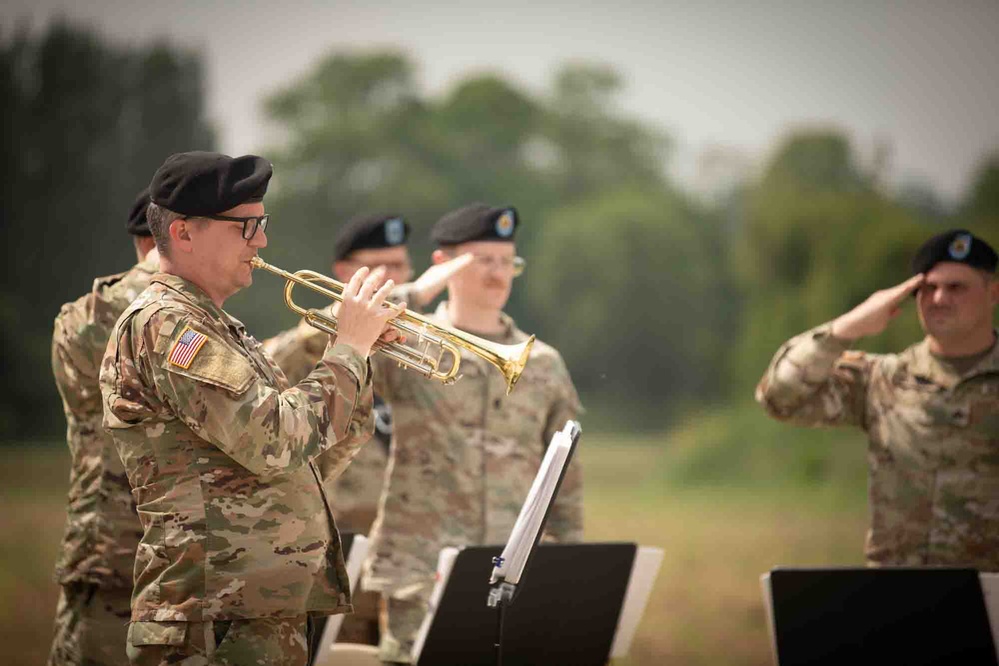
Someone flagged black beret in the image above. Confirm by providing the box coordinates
[911,229,997,275]
[334,214,410,261]
[125,187,152,237]
[149,151,272,216]
[431,203,518,246]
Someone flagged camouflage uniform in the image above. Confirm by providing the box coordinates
[362,302,583,663]
[99,272,375,664]
[756,323,999,570]
[263,285,421,648]
[264,319,390,533]
[49,254,158,666]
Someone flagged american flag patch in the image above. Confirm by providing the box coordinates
[168,327,208,369]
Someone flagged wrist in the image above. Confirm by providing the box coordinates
[830,316,861,342]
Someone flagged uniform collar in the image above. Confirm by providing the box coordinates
[136,252,160,275]
[432,301,523,343]
[151,272,230,325]
[906,331,999,387]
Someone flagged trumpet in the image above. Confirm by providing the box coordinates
[251,256,534,394]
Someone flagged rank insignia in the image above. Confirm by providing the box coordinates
[169,326,208,369]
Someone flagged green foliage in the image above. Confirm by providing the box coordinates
[660,401,869,494]
[528,188,734,411]
[0,21,214,440]
[962,152,999,231]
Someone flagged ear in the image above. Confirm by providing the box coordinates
[167,218,195,254]
[431,249,450,266]
[989,277,999,307]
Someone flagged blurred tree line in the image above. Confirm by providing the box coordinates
[1,21,214,439]
[2,23,997,442]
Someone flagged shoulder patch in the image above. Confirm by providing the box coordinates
[168,326,209,369]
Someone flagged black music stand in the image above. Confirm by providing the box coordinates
[414,542,638,666]
[762,567,998,666]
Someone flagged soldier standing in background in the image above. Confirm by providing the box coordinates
[756,229,999,570]
[362,203,584,664]
[99,151,401,665]
[48,187,159,666]
[264,213,472,646]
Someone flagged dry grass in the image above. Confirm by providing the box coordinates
[2,437,868,665]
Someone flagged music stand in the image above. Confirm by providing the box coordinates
[413,542,645,666]
[760,567,999,666]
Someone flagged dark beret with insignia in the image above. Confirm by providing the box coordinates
[149,151,272,216]
[911,229,997,275]
[126,187,152,237]
[334,214,410,261]
[431,203,518,246]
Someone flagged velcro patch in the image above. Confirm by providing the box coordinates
[168,326,209,369]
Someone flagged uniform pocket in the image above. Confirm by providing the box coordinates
[127,620,187,646]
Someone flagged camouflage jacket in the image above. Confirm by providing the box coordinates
[756,323,999,569]
[362,302,584,598]
[264,320,389,533]
[99,272,375,621]
[51,254,158,587]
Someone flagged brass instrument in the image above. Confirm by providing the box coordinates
[251,256,534,394]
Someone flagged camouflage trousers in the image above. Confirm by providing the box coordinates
[125,616,310,666]
[377,596,425,665]
[48,582,132,666]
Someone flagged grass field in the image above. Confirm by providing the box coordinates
[1,409,871,665]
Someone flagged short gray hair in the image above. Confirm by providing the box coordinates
[146,202,182,258]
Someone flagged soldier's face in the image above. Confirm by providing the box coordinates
[335,246,412,286]
[446,241,515,312]
[916,262,998,340]
[189,201,268,300]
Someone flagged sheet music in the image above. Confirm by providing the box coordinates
[610,546,664,658]
[982,573,999,661]
[489,421,576,586]
[411,546,460,663]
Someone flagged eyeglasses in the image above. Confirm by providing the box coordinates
[182,214,269,240]
[470,255,526,277]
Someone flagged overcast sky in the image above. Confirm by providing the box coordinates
[4,0,997,202]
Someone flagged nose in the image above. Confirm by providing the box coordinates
[250,226,268,249]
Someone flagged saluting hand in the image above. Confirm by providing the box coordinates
[407,252,476,307]
[336,266,406,358]
[831,273,925,340]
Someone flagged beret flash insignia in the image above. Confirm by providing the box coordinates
[385,217,406,245]
[948,233,972,260]
[495,210,515,238]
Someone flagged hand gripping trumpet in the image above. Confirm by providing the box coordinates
[251,256,534,394]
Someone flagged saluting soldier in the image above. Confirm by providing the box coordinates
[361,203,584,664]
[264,213,472,647]
[48,188,159,666]
[99,151,401,665]
[757,229,999,569]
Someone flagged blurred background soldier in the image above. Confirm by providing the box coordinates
[264,213,472,646]
[361,203,584,664]
[48,187,159,666]
[99,151,401,666]
[756,229,999,570]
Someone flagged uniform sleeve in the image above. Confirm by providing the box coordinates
[262,322,328,386]
[145,309,374,480]
[52,306,107,458]
[754,322,874,429]
[543,354,584,543]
